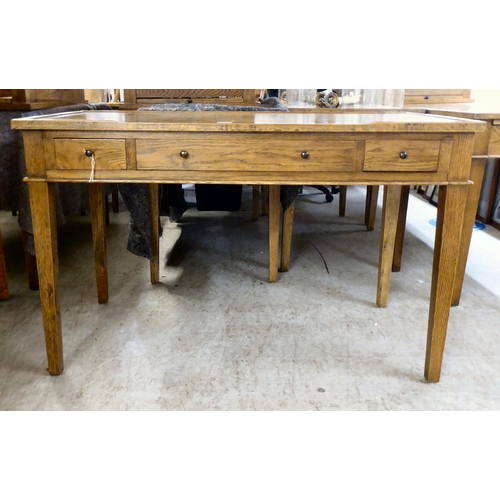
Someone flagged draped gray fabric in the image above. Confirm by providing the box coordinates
[139,97,287,112]
[1,103,114,254]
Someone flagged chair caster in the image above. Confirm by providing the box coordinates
[325,193,334,203]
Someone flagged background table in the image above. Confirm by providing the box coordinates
[404,103,500,305]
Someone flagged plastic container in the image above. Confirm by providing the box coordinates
[340,89,362,106]
[286,89,317,108]
[340,89,405,108]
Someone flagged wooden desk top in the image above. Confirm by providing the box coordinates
[11,110,486,133]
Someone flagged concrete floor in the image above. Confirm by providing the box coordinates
[1,185,500,410]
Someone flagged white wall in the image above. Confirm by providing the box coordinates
[470,89,500,105]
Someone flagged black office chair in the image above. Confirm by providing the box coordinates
[310,185,339,203]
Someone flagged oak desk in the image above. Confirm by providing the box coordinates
[11,110,484,382]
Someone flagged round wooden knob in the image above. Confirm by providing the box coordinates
[180,150,189,159]
[399,151,408,159]
[301,151,309,159]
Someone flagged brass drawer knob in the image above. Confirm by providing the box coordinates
[180,150,189,159]
[84,149,94,157]
[399,151,408,159]
[301,151,309,159]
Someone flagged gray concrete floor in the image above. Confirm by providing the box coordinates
[1,185,500,410]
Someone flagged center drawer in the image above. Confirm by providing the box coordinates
[136,134,357,172]
[363,140,441,172]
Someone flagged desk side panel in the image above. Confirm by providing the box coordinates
[489,125,500,157]
[23,132,48,178]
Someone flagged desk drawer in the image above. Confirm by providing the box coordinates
[489,126,500,157]
[404,89,471,105]
[363,140,441,172]
[136,134,357,172]
[54,139,126,170]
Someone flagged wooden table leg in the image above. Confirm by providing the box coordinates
[0,228,8,300]
[392,185,410,272]
[252,185,260,221]
[339,186,347,216]
[280,200,295,272]
[365,185,379,231]
[28,182,63,375]
[148,184,160,284]
[20,229,39,290]
[268,185,280,282]
[89,184,108,304]
[451,159,485,306]
[377,185,401,308]
[425,184,468,382]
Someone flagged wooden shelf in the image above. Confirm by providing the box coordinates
[0,89,85,110]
